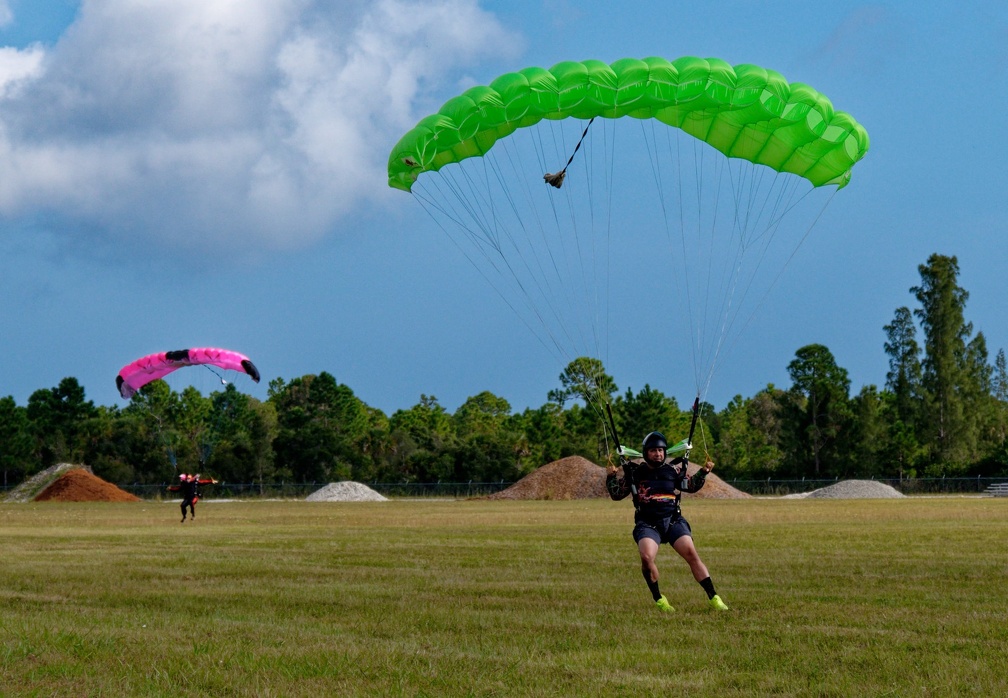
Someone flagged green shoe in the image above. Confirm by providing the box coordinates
[655,595,674,613]
[708,594,729,611]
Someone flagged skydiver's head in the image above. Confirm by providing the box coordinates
[641,431,667,466]
[179,473,187,481]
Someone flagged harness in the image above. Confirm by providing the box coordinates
[627,458,688,521]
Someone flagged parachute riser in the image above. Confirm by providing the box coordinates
[605,402,638,498]
[684,395,701,467]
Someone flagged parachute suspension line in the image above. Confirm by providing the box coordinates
[461,146,585,363]
[695,162,784,399]
[538,120,602,367]
[413,120,617,376]
[602,119,618,377]
[696,157,760,398]
[528,115,615,437]
[696,151,732,392]
[699,179,840,395]
[413,161,563,354]
[153,409,178,470]
[683,136,714,392]
[570,121,616,428]
[412,191,566,362]
[534,118,612,372]
[579,118,617,378]
[495,135,580,336]
[568,118,611,375]
[562,120,602,366]
[640,120,704,388]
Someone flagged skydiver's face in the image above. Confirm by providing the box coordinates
[645,447,665,465]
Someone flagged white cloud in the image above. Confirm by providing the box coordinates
[0,0,521,258]
[0,44,43,97]
[0,2,11,28]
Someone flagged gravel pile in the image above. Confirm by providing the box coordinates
[785,479,905,499]
[306,481,387,502]
[5,463,88,503]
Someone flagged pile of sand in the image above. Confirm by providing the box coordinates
[33,468,140,502]
[306,481,387,502]
[679,463,753,499]
[784,479,905,499]
[489,456,607,500]
[488,456,750,500]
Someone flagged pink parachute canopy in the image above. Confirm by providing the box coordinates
[116,347,260,399]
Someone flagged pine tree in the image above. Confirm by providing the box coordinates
[911,254,976,469]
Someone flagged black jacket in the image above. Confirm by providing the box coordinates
[607,458,707,519]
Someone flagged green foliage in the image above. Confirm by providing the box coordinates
[847,385,888,477]
[549,357,617,409]
[884,305,922,430]
[784,344,853,476]
[912,254,976,468]
[713,388,785,478]
[270,372,370,483]
[5,251,1008,486]
[26,376,98,468]
[615,383,680,448]
[0,396,33,485]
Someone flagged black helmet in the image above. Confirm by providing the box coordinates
[642,431,668,451]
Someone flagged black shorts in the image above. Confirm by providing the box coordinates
[633,516,692,546]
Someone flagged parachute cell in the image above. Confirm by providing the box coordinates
[116,347,260,399]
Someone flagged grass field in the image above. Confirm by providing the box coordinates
[2,496,1007,696]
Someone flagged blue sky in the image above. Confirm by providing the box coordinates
[1,0,1006,417]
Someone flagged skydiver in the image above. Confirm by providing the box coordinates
[179,473,199,523]
[606,431,729,613]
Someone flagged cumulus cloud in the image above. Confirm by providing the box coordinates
[0,0,521,258]
[0,44,44,97]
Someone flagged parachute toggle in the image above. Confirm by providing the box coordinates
[543,171,566,188]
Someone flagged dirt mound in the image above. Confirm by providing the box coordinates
[34,468,140,502]
[488,456,750,500]
[4,463,83,502]
[677,463,752,499]
[488,456,607,500]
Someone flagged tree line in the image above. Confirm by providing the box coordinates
[2,253,1007,489]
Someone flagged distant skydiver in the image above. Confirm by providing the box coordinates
[606,431,729,613]
[169,473,216,523]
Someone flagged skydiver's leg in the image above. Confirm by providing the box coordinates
[671,520,723,605]
[670,519,727,609]
[181,500,187,522]
[671,530,710,583]
[633,523,663,600]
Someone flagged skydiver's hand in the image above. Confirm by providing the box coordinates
[703,458,715,473]
[606,463,618,476]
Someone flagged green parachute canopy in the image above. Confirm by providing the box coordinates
[388,56,868,192]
